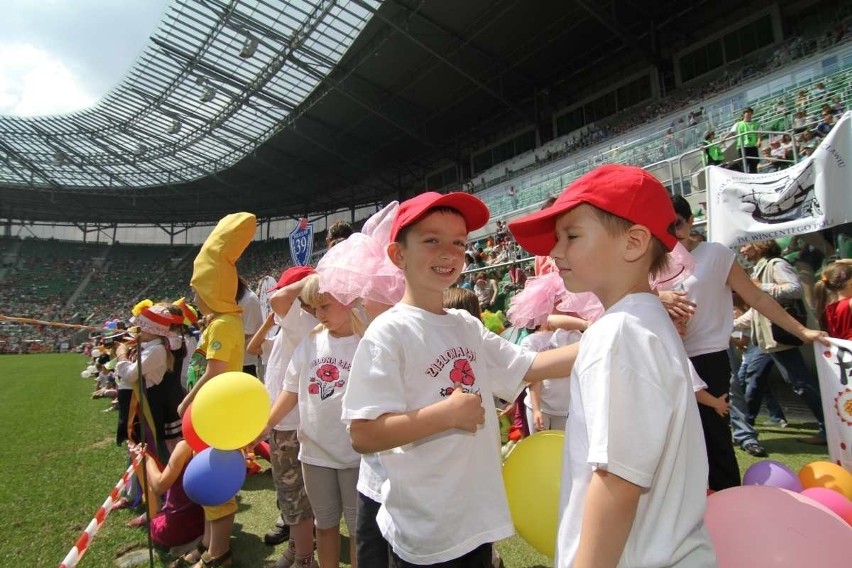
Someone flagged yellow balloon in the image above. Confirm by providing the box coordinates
[502,430,564,557]
[192,371,271,450]
[799,461,852,501]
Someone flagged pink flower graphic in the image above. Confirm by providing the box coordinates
[449,358,475,386]
[316,364,340,383]
[308,383,320,395]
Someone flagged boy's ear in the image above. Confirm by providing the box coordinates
[387,241,406,269]
[623,225,652,263]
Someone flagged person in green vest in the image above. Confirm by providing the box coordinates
[722,107,761,174]
[701,130,726,166]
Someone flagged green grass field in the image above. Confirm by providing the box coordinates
[0,354,830,567]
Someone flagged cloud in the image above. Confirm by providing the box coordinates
[0,43,98,116]
[0,0,170,117]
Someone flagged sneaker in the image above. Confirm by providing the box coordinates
[797,434,827,445]
[742,441,768,457]
[264,525,291,546]
[767,418,788,428]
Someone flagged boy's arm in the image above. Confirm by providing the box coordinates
[247,313,275,356]
[349,386,485,454]
[546,314,589,332]
[524,343,579,383]
[266,390,299,432]
[573,470,641,568]
[696,390,729,417]
[528,382,544,431]
[269,280,306,317]
[178,358,227,416]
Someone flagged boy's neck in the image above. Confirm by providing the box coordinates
[400,287,446,315]
[594,276,653,311]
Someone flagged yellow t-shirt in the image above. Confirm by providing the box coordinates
[199,313,244,372]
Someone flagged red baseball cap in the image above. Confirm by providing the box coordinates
[509,165,678,255]
[270,266,316,291]
[390,192,490,242]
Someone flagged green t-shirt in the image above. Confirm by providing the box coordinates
[734,120,760,148]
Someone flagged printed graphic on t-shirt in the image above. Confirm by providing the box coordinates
[426,347,480,397]
[307,356,350,400]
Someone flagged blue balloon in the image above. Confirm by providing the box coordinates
[106,321,117,330]
[183,448,246,506]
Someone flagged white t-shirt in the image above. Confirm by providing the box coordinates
[342,303,536,565]
[556,294,715,568]
[239,289,263,366]
[680,242,736,357]
[522,329,578,416]
[284,328,360,469]
[265,303,318,431]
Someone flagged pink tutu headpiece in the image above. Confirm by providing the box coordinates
[317,202,406,306]
[650,242,696,290]
[507,271,604,328]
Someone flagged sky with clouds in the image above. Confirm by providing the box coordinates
[0,0,170,117]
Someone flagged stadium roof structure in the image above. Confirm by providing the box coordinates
[0,0,756,226]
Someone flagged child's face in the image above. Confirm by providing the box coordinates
[310,293,352,337]
[390,210,468,295]
[549,204,624,295]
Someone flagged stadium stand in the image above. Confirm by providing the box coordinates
[3,3,852,352]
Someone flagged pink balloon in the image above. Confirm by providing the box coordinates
[801,487,852,526]
[705,486,852,567]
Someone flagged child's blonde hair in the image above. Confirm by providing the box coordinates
[299,274,366,337]
[814,261,852,330]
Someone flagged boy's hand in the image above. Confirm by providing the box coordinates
[714,394,730,417]
[800,327,830,346]
[533,410,544,431]
[444,383,485,432]
[659,290,696,320]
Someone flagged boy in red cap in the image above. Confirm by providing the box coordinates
[343,192,578,566]
[510,165,716,567]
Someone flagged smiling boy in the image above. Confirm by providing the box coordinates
[509,165,716,568]
[342,192,577,566]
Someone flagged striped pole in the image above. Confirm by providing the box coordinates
[58,448,145,568]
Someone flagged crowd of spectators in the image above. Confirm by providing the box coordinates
[2,22,851,351]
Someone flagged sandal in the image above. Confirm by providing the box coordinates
[194,550,232,567]
[169,542,207,568]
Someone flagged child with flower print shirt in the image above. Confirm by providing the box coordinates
[266,274,363,568]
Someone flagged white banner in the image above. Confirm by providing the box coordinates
[707,111,852,247]
[813,338,852,471]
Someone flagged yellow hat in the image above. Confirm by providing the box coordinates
[191,212,256,314]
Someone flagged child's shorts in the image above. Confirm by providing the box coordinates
[302,463,358,530]
[203,497,237,521]
[270,429,313,525]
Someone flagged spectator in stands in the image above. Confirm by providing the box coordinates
[775,99,787,116]
[795,91,808,113]
[777,134,795,164]
[325,221,353,249]
[830,96,845,115]
[473,271,499,311]
[798,130,818,157]
[815,111,836,138]
[791,110,808,134]
[722,107,761,174]
[701,130,726,166]
[757,147,778,173]
[811,81,827,101]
